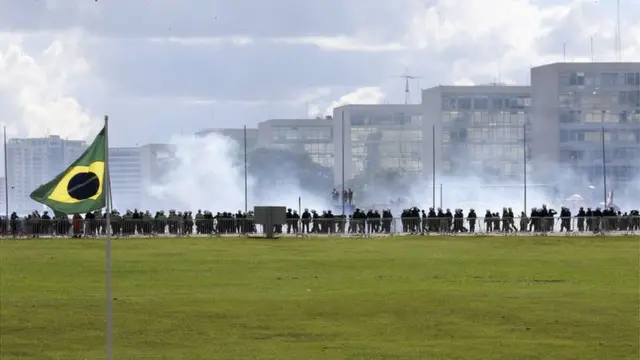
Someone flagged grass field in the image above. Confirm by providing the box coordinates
[0,235,638,360]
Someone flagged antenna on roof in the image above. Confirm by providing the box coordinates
[393,68,422,104]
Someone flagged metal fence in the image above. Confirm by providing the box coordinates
[0,216,638,238]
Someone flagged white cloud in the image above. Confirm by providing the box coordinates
[0,31,101,140]
[309,87,386,117]
[271,36,407,52]
[147,36,254,47]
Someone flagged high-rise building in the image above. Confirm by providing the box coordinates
[332,105,423,186]
[257,118,334,168]
[6,136,87,213]
[422,85,532,180]
[109,144,177,211]
[530,62,640,184]
[109,147,143,211]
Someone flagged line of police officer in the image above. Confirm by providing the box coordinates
[2,205,639,237]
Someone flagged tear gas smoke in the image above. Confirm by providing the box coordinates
[147,134,330,213]
[355,169,640,214]
[146,134,639,215]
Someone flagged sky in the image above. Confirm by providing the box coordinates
[0,0,638,146]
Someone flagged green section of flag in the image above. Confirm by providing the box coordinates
[53,210,68,218]
[30,127,107,214]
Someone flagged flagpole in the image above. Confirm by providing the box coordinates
[104,115,113,360]
[4,126,9,233]
[523,123,527,213]
[4,126,9,229]
[341,111,345,216]
[601,125,607,207]
[432,125,436,209]
[243,125,248,213]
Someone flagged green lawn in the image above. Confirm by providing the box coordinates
[0,236,638,360]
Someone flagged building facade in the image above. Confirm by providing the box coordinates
[530,62,640,185]
[257,118,334,168]
[422,85,531,181]
[108,147,144,211]
[109,144,177,211]
[6,136,87,213]
[332,105,423,186]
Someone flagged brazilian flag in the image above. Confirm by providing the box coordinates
[30,127,107,214]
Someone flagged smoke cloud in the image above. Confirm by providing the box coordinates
[146,128,638,216]
[148,133,331,213]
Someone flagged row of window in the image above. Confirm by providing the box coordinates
[559,110,640,124]
[558,90,640,108]
[560,148,640,162]
[442,96,531,111]
[443,127,525,143]
[442,111,527,125]
[269,143,334,154]
[443,144,524,160]
[271,126,332,142]
[351,141,422,157]
[309,154,334,168]
[562,71,640,87]
[351,158,422,175]
[559,129,640,143]
[441,160,523,177]
[573,165,639,182]
[350,113,422,126]
[350,128,422,142]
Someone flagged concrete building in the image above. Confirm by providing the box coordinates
[109,144,177,211]
[109,147,144,211]
[257,118,334,168]
[195,128,258,150]
[332,105,423,186]
[530,62,640,184]
[6,136,87,213]
[422,85,532,181]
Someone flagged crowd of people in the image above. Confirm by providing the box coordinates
[331,188,355,205]
[1,204,638,237]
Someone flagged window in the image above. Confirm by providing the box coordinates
[459,98,472,110]
[585,131,601,142]
[600,72,619,86]
[560,149,585,161]
[585,111,603,123]
[473,98,488,110]
[492,98,503,109]
[618,91,640,106]
[569,72,586,86]
[625,72,640,86]
[560,110,580,123]
[448,97,457,110]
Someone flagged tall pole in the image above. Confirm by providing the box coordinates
[4,126,8,227]
[104,115,112,360]
[523,123,527,213]
[341,111,345,216]
[243,125,248,213]
[601,125,608,207]
[616,0,621,61]
[432,125,436,209]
